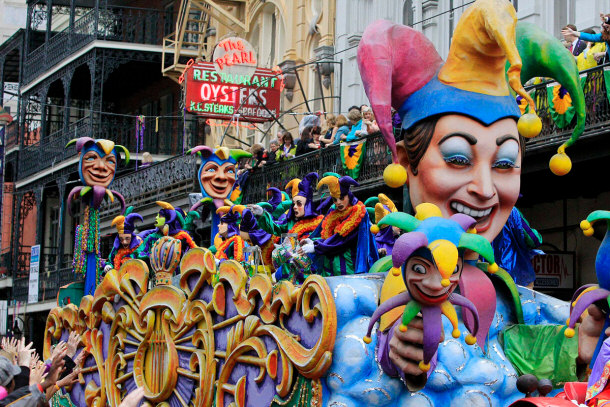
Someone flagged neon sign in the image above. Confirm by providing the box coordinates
[185,62,282,123]
[213,37,258,79]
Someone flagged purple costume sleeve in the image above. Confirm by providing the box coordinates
[376,318,436,391]
[313,229,358,256]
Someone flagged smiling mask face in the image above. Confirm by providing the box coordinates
[405,254,463,305]
[199,161,237,200]
[80,149,117,188]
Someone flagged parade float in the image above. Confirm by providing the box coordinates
[43,0,609,406]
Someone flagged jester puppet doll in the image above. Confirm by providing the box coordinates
[357,0,590,392]
[248,172,323,243]
[189,145,251,239]
[66,137,129,296]
[106,206,144,272]
[299,175,378,275]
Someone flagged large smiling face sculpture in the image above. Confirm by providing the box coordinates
[190,146,251,204]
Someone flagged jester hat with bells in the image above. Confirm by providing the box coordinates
[564,211,610,364]
[366,194,399,249]
[317,175,359,206]
[358,0,584,185]
[111,206,143,251]
[188,145,251,208]
[363,203,498,372]
[284,172,320,219]
[154,201,184,236]
[66,137,129,213]
[215,205,241,239]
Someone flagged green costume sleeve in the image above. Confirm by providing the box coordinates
[256,211,290,237]
[502,324,580,386]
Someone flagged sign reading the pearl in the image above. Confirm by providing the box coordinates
[185,61,281,122]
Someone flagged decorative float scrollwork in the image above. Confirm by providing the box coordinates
[44,246,337,407]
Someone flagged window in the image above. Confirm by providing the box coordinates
[403,0,413,26]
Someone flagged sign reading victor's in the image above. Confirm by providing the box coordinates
[532,251,575,290]
[185,62,282,122]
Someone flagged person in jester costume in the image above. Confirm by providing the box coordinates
[232,205,275,274]
[138,201,198,262]
[248,172,323,243]
[356,0,596,393]
[66,137,129,296]
[106,206,144,272]
[188,145,251,239]
[365,193,400,256]
[256,187,292,222]
[299,175,378,275]
[212,206,246,262]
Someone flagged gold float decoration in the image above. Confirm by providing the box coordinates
[44,245,337,407]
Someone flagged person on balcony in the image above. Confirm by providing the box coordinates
[105,207,144,272]
[319,114,336,147]
[345,108,364,142]
[562,14,610,64]
[276,131,296,161]
[298,175,378,275]
[331,114,350,145]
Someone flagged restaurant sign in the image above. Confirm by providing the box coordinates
[185,61,282,122]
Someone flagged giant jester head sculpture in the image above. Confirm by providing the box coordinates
[189,146,251,206]
[363,203,498,372]
[66,137,129,213]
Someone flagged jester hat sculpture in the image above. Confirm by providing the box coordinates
[564,211,610,365]
[66,137,129,213]
[357,0,585,184]
[363,203,499,372]
[110,206,143,251]
[189,145,251,205]
[366,194,399,253]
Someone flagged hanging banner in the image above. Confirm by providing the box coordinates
[185,62,282,122]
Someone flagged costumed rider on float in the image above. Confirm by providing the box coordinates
[298,175,379,275]
[365,193,401,256]
[211,205,246,262]
[104,206,144,273]
[233,205,276,275]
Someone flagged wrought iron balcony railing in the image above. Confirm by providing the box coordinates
[17,115,200,179]
[24,6,174,84]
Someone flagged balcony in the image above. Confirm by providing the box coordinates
[24,6,174,84]
[17,115,200,179]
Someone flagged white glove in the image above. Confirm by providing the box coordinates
[104,264,113,273]
[248,204,264,217]
[299,239,315,254]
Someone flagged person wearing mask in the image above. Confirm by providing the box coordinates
[562,14,610,63]
[562,24,587,56]
[277,131,296,161]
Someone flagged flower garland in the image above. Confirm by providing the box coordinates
[273,215,324,244]
[215,235,245,261]
[321,202,366,239]
[72,205,102,283]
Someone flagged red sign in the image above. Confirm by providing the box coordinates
[532,252,575,290]
[185,62,282,123]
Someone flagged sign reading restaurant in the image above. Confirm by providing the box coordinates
[185,37,282,122]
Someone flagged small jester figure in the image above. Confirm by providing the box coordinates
[138,201,198,261]
[188,145,251,239]
[299,175,379,275]
[212,206,246,262]
[106,206,144,272]
[66,137,129,296]
[366,193,401,256]
[248,172,323,244]
[365,203,499,387]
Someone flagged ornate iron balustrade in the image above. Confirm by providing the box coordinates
[523,64,610,150]
[99,153,198,219]
[38,266,82,302]
[24,6,172,84]
[12,276,29,302]
[17,115,195,179]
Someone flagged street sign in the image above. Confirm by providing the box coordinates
[28,245,40,304]
[185,62,282,123]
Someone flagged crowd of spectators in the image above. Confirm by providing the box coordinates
[561,13,610,70]
[240,104,380,173]
[0,334,143,407]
